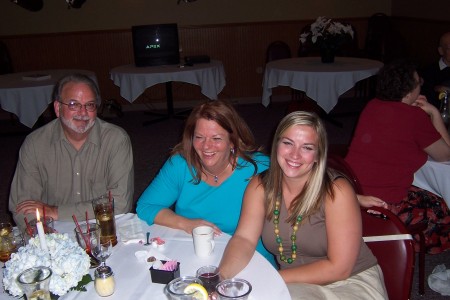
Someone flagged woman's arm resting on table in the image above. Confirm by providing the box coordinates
[280,178,362,285]
[154,208,221,235]
[219,176,266,279]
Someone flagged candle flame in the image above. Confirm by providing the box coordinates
[36,208,40,221]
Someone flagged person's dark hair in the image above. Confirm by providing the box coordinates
[171,100,261,184]
[53,73,101,106]
[375,59,419,102]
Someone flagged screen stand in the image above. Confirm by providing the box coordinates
[142,82,190,126]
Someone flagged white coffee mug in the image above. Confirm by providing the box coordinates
[192,226,215,258]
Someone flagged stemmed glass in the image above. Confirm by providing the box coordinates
[92,240,112,267]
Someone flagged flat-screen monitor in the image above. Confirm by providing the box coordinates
[132,23,180,67]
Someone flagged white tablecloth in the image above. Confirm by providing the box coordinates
[0,70,97,128]
[110,61,226,103]
[1,214,291,300]
[413,158,450,207]
[262,57,383,112]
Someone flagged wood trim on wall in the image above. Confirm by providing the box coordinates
[2,17,445,109]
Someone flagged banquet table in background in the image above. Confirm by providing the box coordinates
[413,158,450,207]
[0,214,291,300]
[0,70,98,128]
[262,57,383,112]
[110,61,226,121]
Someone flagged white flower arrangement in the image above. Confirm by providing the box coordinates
[300,16,354,50]
[3,233,91,297]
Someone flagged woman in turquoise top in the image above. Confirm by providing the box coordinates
[136,100,276,266]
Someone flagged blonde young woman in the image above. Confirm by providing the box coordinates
[219,111,387,299]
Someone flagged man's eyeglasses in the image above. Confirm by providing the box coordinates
[57,100,97,112]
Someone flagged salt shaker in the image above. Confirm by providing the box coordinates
[94,266,115,297]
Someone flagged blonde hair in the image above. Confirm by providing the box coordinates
[262,111,334,225]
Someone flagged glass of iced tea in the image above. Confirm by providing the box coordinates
[0,222,19,263]
[92,194,117,247]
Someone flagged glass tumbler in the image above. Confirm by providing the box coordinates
[216,278,252,300]
[17,266,52,300]
[166,276,204,300]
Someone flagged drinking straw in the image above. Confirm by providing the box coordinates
[85,211,90,236]
[24,217,33,236]
[42,206,46,228]
[108,190,113,211]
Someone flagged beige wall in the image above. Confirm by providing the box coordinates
[1,0,390,36]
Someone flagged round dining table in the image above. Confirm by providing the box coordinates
[262,57,383,113]
[413,157,450,208]
[0,213,291,300]
[0,70,97,128]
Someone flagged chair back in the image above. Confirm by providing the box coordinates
[362,208,415,300]
[266,41,291,63]
[364,13,408,62]
[326,153,362,194]
[0,41,13,75]
[326,153,415,300]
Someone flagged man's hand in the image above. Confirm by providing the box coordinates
[16,200,58,220]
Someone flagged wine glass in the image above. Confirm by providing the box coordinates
[92,240,112,267]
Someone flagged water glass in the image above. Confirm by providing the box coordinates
[166,276,204,300]
[74,222,100,268]
[25,217,55,241]
[17,266,52,300]
[92,194,117,246]
[216,278,252,300]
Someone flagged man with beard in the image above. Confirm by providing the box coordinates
[9,74,134,230]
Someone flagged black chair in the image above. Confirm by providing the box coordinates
[362,13,408,63]
[0,41,13,75]
[265,41,291,63]
[265,41,299,106]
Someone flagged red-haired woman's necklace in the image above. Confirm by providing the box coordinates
[203,163,230,183]
[273,199,302,264]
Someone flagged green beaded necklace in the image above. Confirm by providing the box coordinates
[273,199,303,264]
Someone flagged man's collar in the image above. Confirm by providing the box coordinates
[439,58,449,70]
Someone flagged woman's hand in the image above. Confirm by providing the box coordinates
[181,218,222,236]
[413,96,439,117]
[356,195,388,209]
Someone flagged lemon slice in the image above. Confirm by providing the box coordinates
[439,91,447,100]
[183,283,208,300]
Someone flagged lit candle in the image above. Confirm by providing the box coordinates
[35,208,48,252]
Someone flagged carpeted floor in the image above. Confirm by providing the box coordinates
[0,98,448,299]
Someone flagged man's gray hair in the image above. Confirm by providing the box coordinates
[53,73,101,106]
